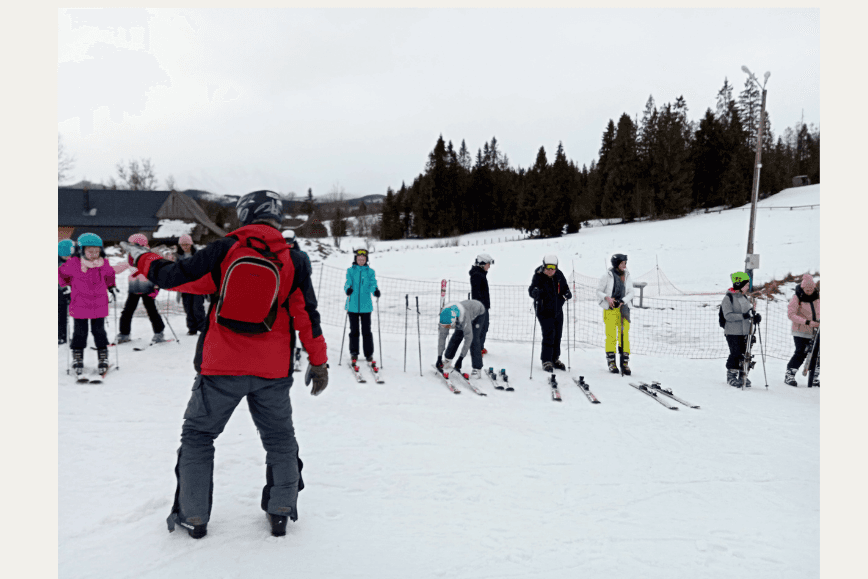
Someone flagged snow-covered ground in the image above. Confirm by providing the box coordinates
[58,186,823,578]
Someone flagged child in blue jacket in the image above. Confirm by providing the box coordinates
[344,248,380,362]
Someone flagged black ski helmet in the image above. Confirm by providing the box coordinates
[236,190,283,226]
[611,253,628,269]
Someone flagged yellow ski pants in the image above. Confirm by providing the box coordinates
[604,308,630,354]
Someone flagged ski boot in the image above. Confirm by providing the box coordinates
[542,361,554,373]
[365,356,374,363]
[620,353,632,376]
[552,359,566,371]
[151,332,166,345]
[97,348,109,376]
[167,511,207,539]
[606,352,619,374]
[72,348,85,379]
[726,369,740,387]
[470,369,481,378]
[267,513,288,537]
[784,367,798,387]
[115,333,131,344]
[738,371,752,388]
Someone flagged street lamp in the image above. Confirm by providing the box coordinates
[741,65,770,291]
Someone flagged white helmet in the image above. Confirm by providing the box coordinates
[282,229,296,242]
[543,254,558,268]
[475,253,494,266]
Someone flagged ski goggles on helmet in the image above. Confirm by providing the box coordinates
[354,249,368,256]
[545,264,557,270]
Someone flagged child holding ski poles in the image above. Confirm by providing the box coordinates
[720,272,762,387]
[784,273,820,387]
[528,255,571,373]
[58,233,116,379]
[344,248,380,364]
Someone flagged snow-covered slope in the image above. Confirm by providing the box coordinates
[58,185,820,578]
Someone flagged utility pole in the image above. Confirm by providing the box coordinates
[742,66,770,291]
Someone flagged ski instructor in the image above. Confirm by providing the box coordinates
[123,190,329,539]
[528,255,571,373]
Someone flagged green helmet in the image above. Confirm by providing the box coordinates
[731,271,750,284]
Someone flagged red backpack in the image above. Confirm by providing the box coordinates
[215,236,284,334]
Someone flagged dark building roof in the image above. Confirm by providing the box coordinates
[59,188,170,228]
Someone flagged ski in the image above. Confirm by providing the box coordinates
[571,376,600,404]
[91,339,141,349]
[74,370,90,383]
[432,365,461,394]
[628,382,678,410]
[347,359,367,383]
[802,328,819,377]
[486,367,504,390]
[741,302,758,390]
[643,381,699,409]
[499,369,514,391]
[440,279,447,310]
[806,329,820,388]
[548,373,562,402]
[89,365,115,383]
[133,339,176,351]
[366,360,385,383]
[452,371,487,396]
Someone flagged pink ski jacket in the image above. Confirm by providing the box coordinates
[58,257,116,319]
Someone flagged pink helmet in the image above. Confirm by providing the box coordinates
[179,234,193,245]
[128,233,149,248]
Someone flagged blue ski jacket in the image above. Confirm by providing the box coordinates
[344,263,378,313]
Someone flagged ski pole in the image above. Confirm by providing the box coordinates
[160,307,179,343]
[566,298,571,371]
[338,300,349,365]
[404,294,409,372]
[113,289,120,370]
[619,305,626,378]
[756,320,769,389]
[530,301,538,379]
[415,296,422,377]
[376,296,383,369]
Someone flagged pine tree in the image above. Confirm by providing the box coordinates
[691,108,727,208]
[602,114,639,221]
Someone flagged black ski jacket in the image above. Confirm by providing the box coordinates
[469,266,490,310]
[528,267,569,319]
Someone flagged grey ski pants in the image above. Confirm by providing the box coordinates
[170,374,302,526]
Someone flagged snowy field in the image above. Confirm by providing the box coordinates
[58,186,825,578]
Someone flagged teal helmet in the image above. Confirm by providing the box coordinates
[58,239,75,257]
[77,232,103,248]
[439,305,460,326]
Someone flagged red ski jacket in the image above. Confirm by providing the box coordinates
[137,224,327,378]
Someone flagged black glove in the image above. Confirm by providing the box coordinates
[612,299,622,308]
[61,286,71,296]
[742,310,754,320]
[563,291,572,300]
[436,356,444,371]
[374,288,381,298]
[107,286,117,302]
[305,362,329,396]
[346,288,353,296]
[454,356,464,372]
[531,288,540,300]
[752,313,762,325]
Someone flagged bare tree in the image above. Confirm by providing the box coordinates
[58,135,75,184]
[115,158,158,190]
[165,175,177,191]
[326,184,349,248]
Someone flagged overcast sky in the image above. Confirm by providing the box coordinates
[57,8,820,199]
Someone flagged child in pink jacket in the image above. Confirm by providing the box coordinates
[58,232,116,378]
[784,274,820,387]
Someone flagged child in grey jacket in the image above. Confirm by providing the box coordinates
[721,272,762,387]
[436,300,487,376]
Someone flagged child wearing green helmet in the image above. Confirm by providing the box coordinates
[58,239,75,344]
[720,271,762,387]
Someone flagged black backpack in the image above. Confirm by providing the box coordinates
[718,293,734,328]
